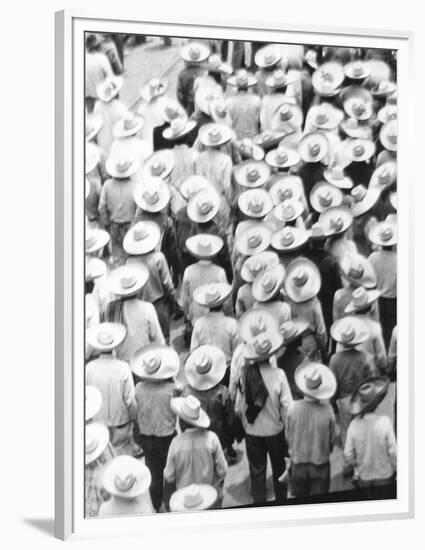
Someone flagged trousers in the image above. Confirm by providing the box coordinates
[290,462,330,497]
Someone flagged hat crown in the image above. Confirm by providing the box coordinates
[330,216,344,231]
[247,232,262,248]
[86,232,97,248]
[236,70,249,86]
[262,132,272,142]
[281,230,295,246]
[197,198,213,215]
[249,316,267,337]
[253,334,273,355]
[387,129,397,144]
[208,127,222,143]
[279,187,293,201]
[330,167,344,180]
[150,160,165,176]
[181,395,201,419]
[348,263,364,279]
[352,287,369,307]
[116,159,132,172]
[261,273,278,293]
[318,190,333,207]
[281,202,297,220]
[143,189,160,205]
[120,271,137,289]
[143,354,162,374]
[123,114,139,130]
[352,101,366,116]
[247,168,260,182]
[247,193,265,213]
[183,485,204,508]
[249,258,264,276]
[315,110,329,125]
[195,353,213,375]
[379,226,394,242]
[279,104,292,121]
[352,61,364,76]
[346,118,359,130]
[304,368,322,390]
[281,321,296,339]
[149,77,161,93]
[311,223,325,238]
[352,185,367,202]
[353,143,365,157]
[171,117,186,135]
[205,284,221,304]
[309,143,321,157]
[97,330,114,346]
[293,267,308,287]
[165,106,181,120]
[114,473,137,492]
[196,238,213,255]
[189,46,201,61]
[340,323,355,343]
[272,70,286,86]
[133,225,150,241]
[276,148,288,164]
[209,54,221,68]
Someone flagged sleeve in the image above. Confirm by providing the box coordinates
[383,417,397,469]
[332,291,340,322]
[163,438,177,483]
[181,269,191,319]
[176,72,187,110]
[278,370,294,421]
[284,404,294,455]
[314,300,328,350]
[328,355,340,400]
[229,321,241,357]
[343,422,357,467]
[373,328,388,373]
[157,253,175,297]
[148,304,166,345]
[122,365,137,421]
[190,319,202,352]
[98,181,110,227]
[235,289,245,318]
[211,432,228,481]
[387,327,397,377]
[221,156,234,205]
[328,407,336,452]
[228,347,242,403]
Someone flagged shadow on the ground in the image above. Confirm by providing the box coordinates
[22,518,55,537]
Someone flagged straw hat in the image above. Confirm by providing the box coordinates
[238,189,273,219]
[185,234,224,260]
[239,309,278,343]
[193,282,232,308]
[298,132,329,163]
[227,69,257,88]
[85,257,106,281]
[86,322,127,352]
[265,69,294,90]
[308,103,343,131]
[85,114,103,141]
[280,320,310,345]
[209,98,231,125]
[341,86,373,120]
[142,150,175,180]
[344,60,370,80]
[236,222,273,256]
[163,116,197,140]
[105,154,140,179]
[318,205,353,235]
[312,62,345,96]
[134,177,171,213]
[234,161,271,189]
[187,188,220,223]
[158,97,186,123]
[255,44,282,68]
[131,344,180,380]
[349,376,390,416]
[269,176,303,205]
[390,192,397,211]
[96,76,124,102]
[242,331,283,361]
[265,145,300,169]
[195,85,223,116]
[198,123,234,148]
[310,181,343,213]
[284,257,321,303]
[304,49,318,70]
[308,222,328,241]
[271,102,303,129]
[180,175,212,201]
[108,264,149,297]
[323,166,353,190]
[207,54,233,76]
[85,228,110,254]
[271,226,309,252]
[102,456,151,499]
[380,120,398,151]
[345,286,381,314]
[123,221,161,255]
[377,104,397,125]
[140,77,168,103]
[344,138,376,162]
[181,41,211,63]
[369,161,397,191]
[170,395,210,428]
[351,185,381,217]
[371,80,397,98]
[85,385,102,422]
[253,131,286,150]
[340,253,377,288]
[240,251,279,283]
[368,221,397,247]
[185,345,227,391]
[170,484,217,512]
[252,263,286,302]
[340,117,373,140]
[330,316,369,346]
[294,362,337,401]
[85,142,101,174]
[85,423,109,465]
[237,138,266,162]
[113,112,144,138]
[274,199,304,222]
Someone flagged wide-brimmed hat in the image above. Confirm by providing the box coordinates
[344,138,376,163]
[265,69,294,90]
[271,226,309,252]
[108,264,149,297]
[255,44,282,68]
[142,150,175,180]
[85,142,101,174]
[86,322,127,352]
[158,97,186,123]
[85,114,103,141]
[209,98,231,125]
[318,205,353,235]
[131,344,180,380]
[102,455,151,499]
[310,182,343,213]
[349,376,390,415]
[377,104,397,125]
[253,131,286,150]
[193,282,232,308]
[308,222,329,241]
[185,345,227,391]
[206,54,233,76]
[85,423,109,465]
[140,77,168,103]
[198,123,234,148]
[298,132,329,163]
[312,62,345,96]
[345,286,381,314]
[240,251,279,283]
[340,117,372,140]
[85,385,102,422]
[295,362,337,401]
[350,185,381,217]
[170,395,210,428]
[242,331,283,361]
[181,41,211,63]
[344,60,370,80]
[236,222,272,256]
[308,103,343,131]
[105,154,140,179]
[134,177,171,213]
[85,257,106,281]
[369,161,397,191]
[280,320,310,345]
[390,192,397,211]
[195,85,223,116]
[170,484,218,512]
[340,252,377,288]
[113,112,144,139]
[273,199,304,222]
[330,316,369,346]
[163,116,197,141]
[252,263,286,302]
[227,69,257,88]
[265,145,300,169]
[238,189,273,219]
[180,175,212,201]
[304,49,318,70]
[380,120,398,152]
[187,188,220,223]
[371,80,397,98]
[237,138,265,162]
[96,76,124,102]
[368,221,397,247]
[341,86,373,120]
[234,161,271,189]
[185,234,223,260]
[323,166,353,189]
[123,221,161,255]
[239,309,279,343]
[284,257,321,303]
[85,228,110,254]
[269,176,303,205]
[271,102,303,129]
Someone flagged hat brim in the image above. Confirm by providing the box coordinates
[113,118,144,139]
[140,82,168,103]
[199,129,234,148]
[86,115,103,141]
[85,423,110,465]
[351,189,381,217]
[284,258,321,303]
[330,317,370,346]
[240,252,279,283]
[297,134,329,163]
[265,148,301,169]
[134,181,171,213]
[102,457,151,498]
[227,75,257,87]
[318,207,353,235]
[345,289,381,313]
[368,225,397,247]
[340,255,377,289]
[193,284,233,308]
[181,43,211,63]
[105,158,140,179]
[86,230,110,254]
[187,193,220,224]
[131,344,180,380]
[236,226,272,256]
[239,309,279,342]
[344,140,376,162]
[281,321,310,345]
[170,397,210,428]
[270,228,309,252]
[96,77,124,103]
[310,183,343,213]
[323,170,353,190]
[340,122,373,140]
[163,120,197,141]
[242,334,283,361]
[85,258,106,281]
[185,345,227,391]
[238,191,273,218]
[252,266,286,303]
[294,363,337,401]
[85,386,102,421]
[185,235,223,259]
[253,132,286,149]
[369,163,397,191]
[234,162,270,189]
[349,376,390,415]
[170,484,218,512]
[108,265,149,297]
[142,152,175,181]
[123,223,161,255]
[86,323,127,352]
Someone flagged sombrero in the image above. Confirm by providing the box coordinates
[351,185,381,217]
[181,41,210,63]
[368,221,397,247]
[102,455,151,499]
[242,331,283,361]
[318,205,353,235]
[113,112,144,138]
[96,76,124,102]
[134,177,171,213]
[86,322,127,352]
[237,138,266,162]
[309,222,328,241]
[123,221,161,255]
[265,145,300,169]
[330,316,369,346]
[185,345,227,391]
[163,116,197,140]
[284,257,321,303]
[85,114,103,142]
[312,62,345,96]
[340,117,373,140]
[85,423,109,465]
[238,189,273,218]
[193,282,232,308]
[323,166,353,190]
[140,77,168,103]
[170,484,217,512]
[369,161,397,191]
[341,86,373,120]
[131,344,180,380]
[227,69,257,88]
[271,102,303,130]
[198,123,234,148]
[280,320,310,346]
[209,98,231,125]
[349,376,390,416]
[105,154,140,179]
[236,222,272,256]
[85,257,106,281]
[234,161,271,189]
[207,54,233,76]
[265,69,294,90]
[240,251,279,283]
[85,385,102,422]
[142,150,175,180]
[253,131,286,150]
[273,199,304,222]
[270,226,309,252]
[170,395,210,428]
[304,49,318,70]
[252,263,286,302]
[85,142,101,174]
[239,309,279,343]
[298,132,329,163]
[294,362,337,401]
[340,253,377,289]
[180,175,212,201]
[255,44,282,69]
[108,264,149,297]
[380,120,398,152]
[187,188,220,223]
[377,104,397,125]
[308,103,344,131]
[344,60,370,80]
[371,80,397,98]
[158,97,186,124]
[195,85,223,116]
[344,138,376,162]
[269,175,303,205]
[310,181,343,213]
[185,234,224,260]
[345,286,381,314]
[85,228,110,255]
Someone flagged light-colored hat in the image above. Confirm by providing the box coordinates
[158,97,186,123]
[238,189,273,219]
[340,117,372,140]
[265,145,300,169]
[102,456,151,499]
[170,484,217,512]
[265,69,293,90]
[304,49,318,70]
[344,60,370,80]
[209,98,231,125]
[377,104,397,125]
[237,138,266,161]
[345,286,381,314]
[330,316,369,346]
[344,138,376,162]
[163,116,197,140]
[309,103,343,131]
[85,114,103,141]
[236,222,272,257]
[227,69,257,88]
[368,221,397,247]
[318,205,353,235]
[108,264,149,297]
[113,112,144,138]
[269,176,303,205]
[239,309,279,343]
[207,54,233,75]
[253,131,286,150]
[280,320,310,345]
[170,395,210,428]
[241,251,279,283]
[312,62,344,96]
[341,86,373,121]
[298,132,329,163]
[349,376,390,415]
[134,177,171,213]
[284,257,321,303]
[85,423,109,465]
[187,188,220,223]
[323,166,353,189]
[380,120,398,152]
[181,41,211,63]
[273,199,304,222]
[105,154,140,179]
[185,345,227,391]
[140,77,168,103]
[371,80,397,98]
[198,123,234,148]
[351,185,381,217]
[252,263,286,302]
[85,257,106,281]
[271,102,303,129]
[294,362,337,401]
[390,192,397,211]
[131,344,180,380]
[123,221,161,255]
[234,161,271,189]
[86,322,127,352]
[271,226,309,252]
[255,44,282,68]
[185,234,223,260]
[180,175,212,201]
[85,385,102,422]
[85,142,101,174]
[340,253,377,289]
[243,331,283,361]
[310,181,343,213]
[142,150,175,180]
[195,85,223,116]
[96,76,124,102]
[85,228,110,254]
[369,161,397,191]
[309,222,328,241]
[193,282,232,308]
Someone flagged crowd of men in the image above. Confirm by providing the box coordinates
[84,33,398,518]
